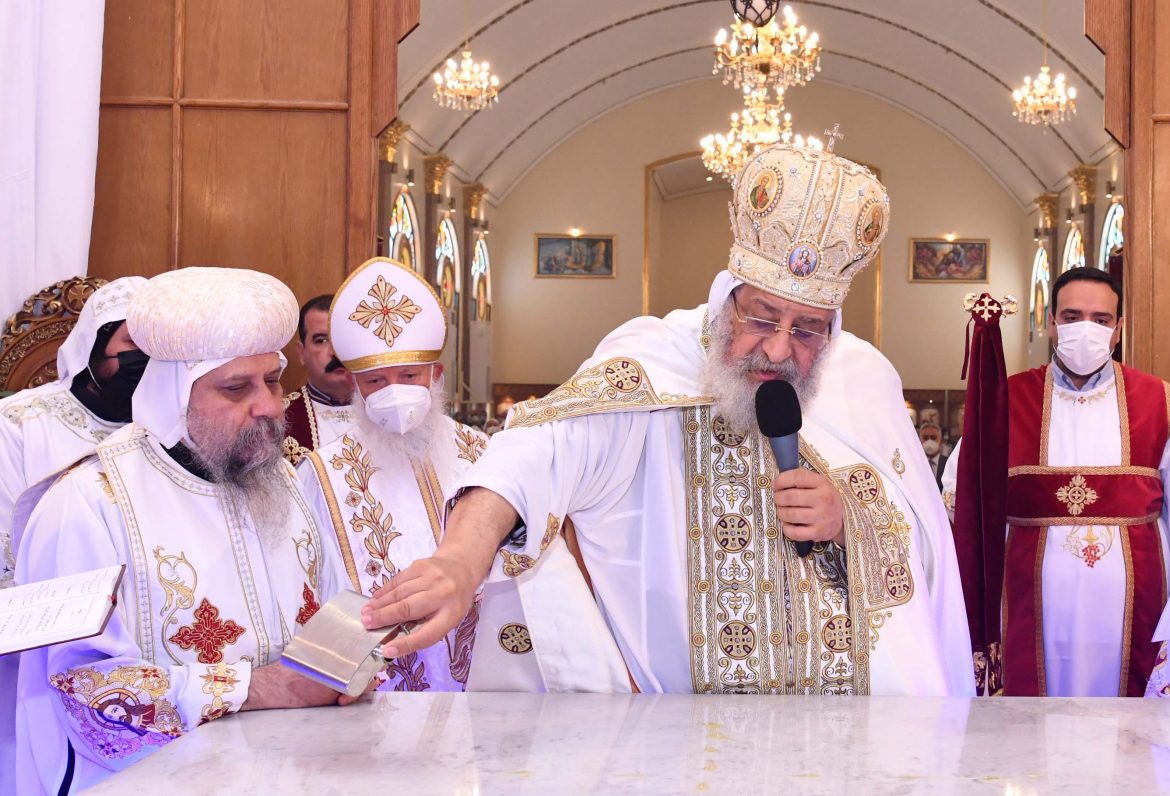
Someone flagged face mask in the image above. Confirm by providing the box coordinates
[85,349,150,422]
[107,349,150,400]
[364,384,432,435]
[921,439,940,456]
[1055,320,1115,377]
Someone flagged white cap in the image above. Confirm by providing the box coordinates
[330,257,446,373]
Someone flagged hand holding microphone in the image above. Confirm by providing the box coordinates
[755,381,846,556]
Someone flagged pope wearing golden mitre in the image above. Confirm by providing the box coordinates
[363,139,975,697]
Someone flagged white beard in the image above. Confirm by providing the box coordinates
[352,380,450,464]
[700,304,830,435]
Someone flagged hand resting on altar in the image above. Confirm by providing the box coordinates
[361,486,518,659]
[242,663,379,710]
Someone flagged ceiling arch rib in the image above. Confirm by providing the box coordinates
[396,1,1107,208]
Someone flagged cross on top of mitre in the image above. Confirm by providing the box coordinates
[963,292,1019,323]
[823,123,844,153]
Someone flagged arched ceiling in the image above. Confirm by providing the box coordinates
[396,1,1109,208]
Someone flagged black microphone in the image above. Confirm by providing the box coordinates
[755,380,812,558]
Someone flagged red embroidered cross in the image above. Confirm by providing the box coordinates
[296,582,321,626]
[169,598,246,664]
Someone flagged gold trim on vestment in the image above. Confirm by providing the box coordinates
[411,458,444,547]
[1040,368,1053,466]
[1008,465,1160,477]
[1119,527,1135,697]
[507,356,710,429]
[306,451,361,592]
[682,407,914,695]
[1115,363,1131,466]
[1007,513,1159,527]
[341,349,443,372]
[1034,529,1048,696]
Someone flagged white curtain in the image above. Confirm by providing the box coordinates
[0,0,106,322]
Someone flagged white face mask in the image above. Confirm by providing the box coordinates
[364,383,432,435]
[921,439,940,457]
[1055,320,1116,377]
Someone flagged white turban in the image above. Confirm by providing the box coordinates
[127,267,298,447]
[54,276,148,385]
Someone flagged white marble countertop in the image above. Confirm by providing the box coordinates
[88,693,1170,794]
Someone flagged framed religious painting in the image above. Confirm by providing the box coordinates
[534,234,616,278]
[908,239,989,283]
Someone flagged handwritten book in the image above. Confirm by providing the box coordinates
[0,565,125,656]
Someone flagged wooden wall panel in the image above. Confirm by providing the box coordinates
[184,0,348,102]
[90,0,420,386]
[100,0,175,98]
[179,110,347,299]
[88,109,173,280]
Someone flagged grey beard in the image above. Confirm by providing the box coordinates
[352,381,449,464]
[700,306,829,435]
[186,411,292,544]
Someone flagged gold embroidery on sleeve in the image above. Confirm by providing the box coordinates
[50,665,183,759]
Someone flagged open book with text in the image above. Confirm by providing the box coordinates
[0,565,125,656]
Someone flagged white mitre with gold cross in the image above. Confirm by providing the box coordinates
[728,136,889,310]
[330,257,446,373]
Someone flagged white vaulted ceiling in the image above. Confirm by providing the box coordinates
[396,0,1109,207]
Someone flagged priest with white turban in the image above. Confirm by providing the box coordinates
[363,140,975,696]
[0,276,147,588]
[14,268,350,795]
[0,277,145,796]
[298,257,486,691]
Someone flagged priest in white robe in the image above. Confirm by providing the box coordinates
[362,140,974,696]
[0,276,147,588]
[15,268,353,795]
[0,276,145,793]
[297,257,486,691]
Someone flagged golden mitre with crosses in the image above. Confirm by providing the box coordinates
[330,257,447,373]
[728,135,889,310]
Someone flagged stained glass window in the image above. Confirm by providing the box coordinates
[436,217,460,310]
[1029,244,1051,337]
[388,191,420,274]
[1098,202,1123,270]
[471,235,491,321]
[1061,225,1085,272]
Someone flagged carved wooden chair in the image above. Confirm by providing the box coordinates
[0,277,107,394]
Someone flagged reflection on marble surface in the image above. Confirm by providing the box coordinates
[88,693,1170,795]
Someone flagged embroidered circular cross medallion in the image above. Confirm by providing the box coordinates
[712,415,747,447]
[856,200,885,249]
[603,360,642,393]
[885,563,913,600]
[715,514,752,552]
[848,467,881,504]
[719,621,757,659]
[786,242,821,279]
[747,168,782,216]
[821,614,852,653]
[498,623,532,654]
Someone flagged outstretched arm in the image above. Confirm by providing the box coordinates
[362,486,518,658]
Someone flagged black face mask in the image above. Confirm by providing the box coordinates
[105,349,150,399]
[87,349,150,422]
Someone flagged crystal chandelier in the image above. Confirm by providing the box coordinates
[433,49,500,111]
[713,4,821,93]
[1012,64,1076,126]
[1011,0,1076,126]
[701,89,822,181]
